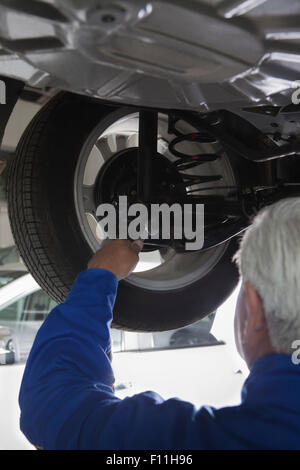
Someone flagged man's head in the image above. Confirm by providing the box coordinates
[234,197,300,367]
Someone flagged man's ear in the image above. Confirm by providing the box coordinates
[244,282,265,331]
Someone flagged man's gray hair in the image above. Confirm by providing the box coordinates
[234,197,300,354]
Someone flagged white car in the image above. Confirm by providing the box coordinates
[0,265,248,450]
[0,269,56,363]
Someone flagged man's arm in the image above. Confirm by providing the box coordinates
[19,267,120,449]
[19,240,141,449]
[18,240,237,450]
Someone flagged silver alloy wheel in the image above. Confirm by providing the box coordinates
[74,109,236,291]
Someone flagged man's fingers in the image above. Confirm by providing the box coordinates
[87,239,143,279]
[131,239,144,254]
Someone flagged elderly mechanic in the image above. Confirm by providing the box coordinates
[19,198,300,450]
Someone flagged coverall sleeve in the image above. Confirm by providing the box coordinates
[18,268,234,450]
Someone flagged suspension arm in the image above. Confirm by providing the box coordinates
[178,110,300,162]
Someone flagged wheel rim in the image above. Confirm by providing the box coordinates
[74,109,236,291]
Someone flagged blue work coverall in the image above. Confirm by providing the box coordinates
[19,268,300,449]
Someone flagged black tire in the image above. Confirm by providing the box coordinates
[5,338,14,352]
[8,92,240,332]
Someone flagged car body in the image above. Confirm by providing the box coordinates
[0,270,49,362]
[0,0,298,113]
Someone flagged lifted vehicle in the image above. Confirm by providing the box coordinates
[0,0,300,331]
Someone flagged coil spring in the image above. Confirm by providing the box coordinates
[168,117,223,194]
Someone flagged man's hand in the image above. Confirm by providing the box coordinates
[87,239,144,281]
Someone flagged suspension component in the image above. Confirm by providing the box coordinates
[133,111,251,251]
[95,107,300,253]
[167,116,223,194]
[138,110,158,204]
[178,110,300,162]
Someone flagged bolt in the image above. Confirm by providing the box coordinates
[101,13,116,23]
